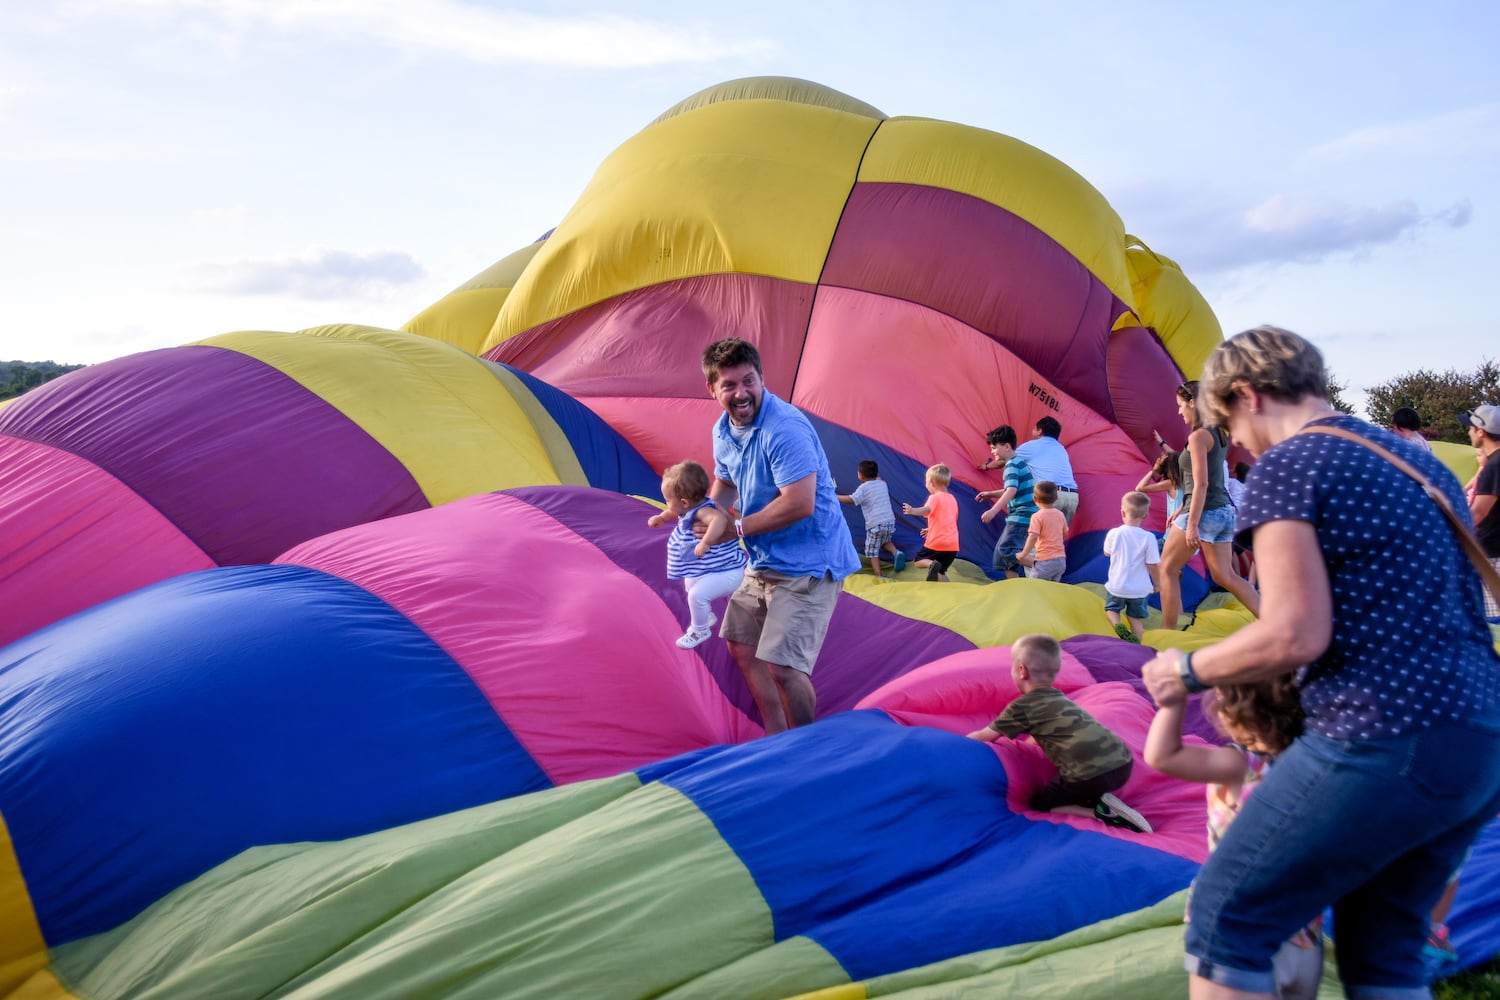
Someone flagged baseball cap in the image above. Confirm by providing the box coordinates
[1458,404,1500,435]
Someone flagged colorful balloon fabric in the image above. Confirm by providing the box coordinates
[0,324,657,647]
[415,76,1221,579]
[4,486,1497,996]
[4,74,1499,998]
[0,484,1212,996]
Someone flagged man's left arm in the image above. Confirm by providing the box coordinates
[742,473,815,536]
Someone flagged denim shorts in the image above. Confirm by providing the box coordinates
[1185,718,1500,996]
[1175,504,1236,545]
[1104,591,1149,619]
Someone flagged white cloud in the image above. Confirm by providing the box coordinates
[1117,182,1472,275]
[1308,104,1500,161]
[67,0,774,67]
[189,246,425,299]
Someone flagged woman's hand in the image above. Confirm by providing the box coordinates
[1185,523,1202,549]
[1142,648,1189,707]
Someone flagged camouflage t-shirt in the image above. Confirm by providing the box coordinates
[989,687,1132,782]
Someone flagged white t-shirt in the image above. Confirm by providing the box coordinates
[1103,524,1161,598]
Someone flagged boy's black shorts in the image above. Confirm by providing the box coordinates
[915,547,957,571]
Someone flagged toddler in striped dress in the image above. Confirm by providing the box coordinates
[648,460,748,649]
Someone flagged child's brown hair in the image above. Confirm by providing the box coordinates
[1034,480,1059,505]
[1204,675,1304,754]
[662,460,711,504]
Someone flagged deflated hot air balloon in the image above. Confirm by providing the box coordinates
[13,74,1490,1000]
[0,325,657,647]
[409,77,1221,589]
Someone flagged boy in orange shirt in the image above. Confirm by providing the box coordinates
[902,464,960,582]
[1016,480,1067,581]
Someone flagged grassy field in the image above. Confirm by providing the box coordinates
[1437,958,1500,1000]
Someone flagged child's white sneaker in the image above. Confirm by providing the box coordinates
[676,625,713,649]
[1095,793,1152,833]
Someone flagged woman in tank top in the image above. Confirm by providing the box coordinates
[1158,381,1261,629]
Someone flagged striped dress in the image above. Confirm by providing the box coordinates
[667,499,747,579]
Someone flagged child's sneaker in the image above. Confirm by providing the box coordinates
[1421,923,1459,977]
[676,626,713,649]
[1112,622,1140,643]
[1095,793,1152,833]
[894,551,907,573]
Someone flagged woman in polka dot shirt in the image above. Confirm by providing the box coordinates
[1142,325,1500,999]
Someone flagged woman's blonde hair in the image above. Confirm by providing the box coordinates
[1198,326,1329,428]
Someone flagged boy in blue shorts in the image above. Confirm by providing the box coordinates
[1103,491,1161,642]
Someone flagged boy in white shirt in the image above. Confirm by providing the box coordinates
[1102,491,1161,642]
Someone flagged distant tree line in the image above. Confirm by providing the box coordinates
[1363,360,1500,444]
[1,361,86,401]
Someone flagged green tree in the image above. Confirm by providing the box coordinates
[1,361,86,401]
[1365,360,1500,443]
[1326,370,1357,416]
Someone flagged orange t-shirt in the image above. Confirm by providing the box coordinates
[924,491,959,551]
[1028,507,1067,560]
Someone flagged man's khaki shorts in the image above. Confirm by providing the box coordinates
[719,569,842,674]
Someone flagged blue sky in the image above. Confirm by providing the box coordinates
[2,1,1496,413]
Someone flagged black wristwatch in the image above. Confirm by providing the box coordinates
[1178,650,1208,693]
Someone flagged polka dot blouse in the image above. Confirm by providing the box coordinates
[1237,414,1500,739]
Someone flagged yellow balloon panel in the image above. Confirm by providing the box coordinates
[402,241,545,356]
[1125,242,1223,381]
[859,117,1130,309]
[0,812,47,998]
[845,569,1116,648]
[487,101,880,350]
[196,326,567,505]
[649,75,885,127]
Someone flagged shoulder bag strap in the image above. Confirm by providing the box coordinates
[1300,424,1500,601]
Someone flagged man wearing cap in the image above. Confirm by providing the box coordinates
[1015,417,1080,526]
[1461,404,1500,620]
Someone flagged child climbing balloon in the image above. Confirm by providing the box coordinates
[1136,441,1184,547]
[902,464,959,582]
[837,459,904,578]
[1102,491,1161,642]
[969,633,1151,833]
[1144,678,1324,999]
[647,459,747,649]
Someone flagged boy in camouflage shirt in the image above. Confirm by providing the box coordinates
[968,633,1151,833]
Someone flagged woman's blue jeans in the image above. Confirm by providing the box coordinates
[1185,717,1500,998]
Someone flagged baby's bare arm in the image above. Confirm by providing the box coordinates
[694,505,733,553]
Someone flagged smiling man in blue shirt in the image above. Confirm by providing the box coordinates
[701,338,859,734]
